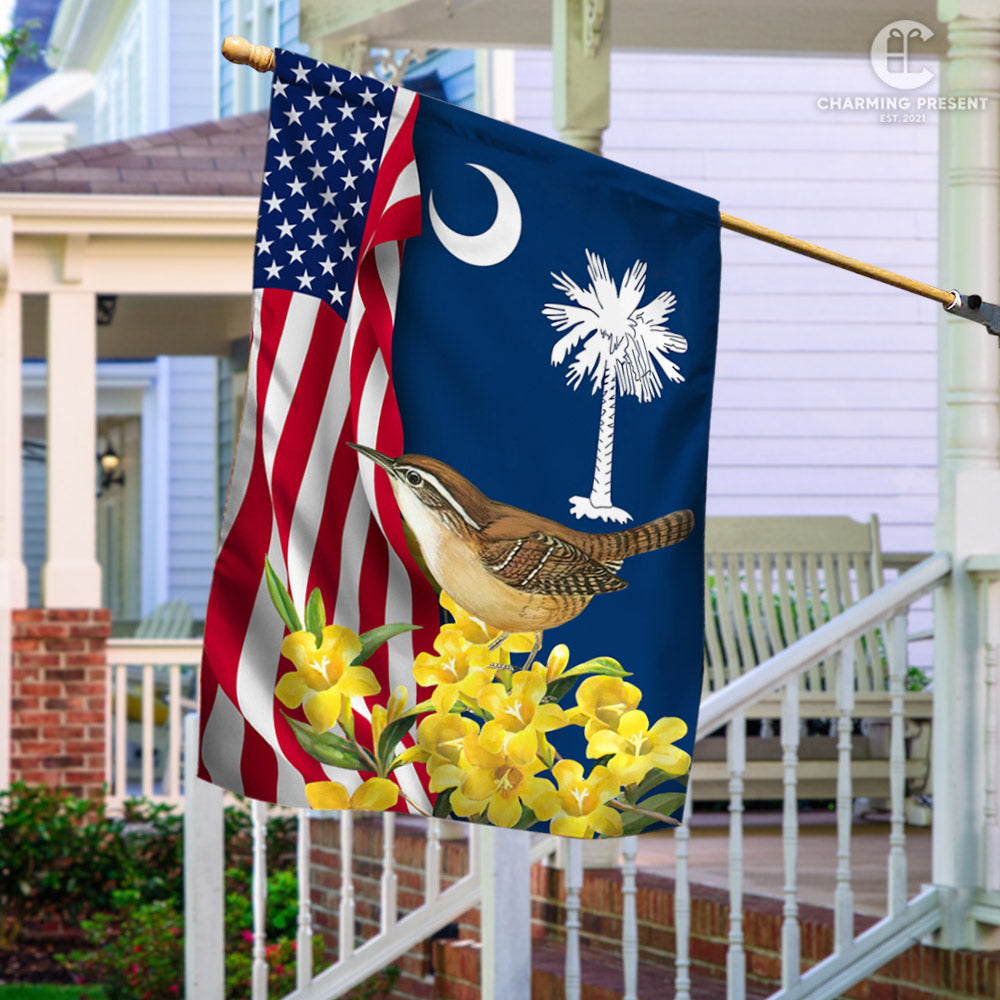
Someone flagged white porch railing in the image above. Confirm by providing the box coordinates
[680,551,951,1000]
[104,637,201,810]
[180,551,965,1000]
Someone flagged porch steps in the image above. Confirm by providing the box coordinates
[429,865,1000,999]
[434,935,776,999]
[309,816,1000,1000]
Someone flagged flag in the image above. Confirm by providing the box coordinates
[199,48,720,836]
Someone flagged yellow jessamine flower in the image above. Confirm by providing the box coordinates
[305,776,399,812]
[449,731,560,828]
[550,759,623,839]
[415,711,480,793]
[477,664,568,761]
[413,629,496,713]
[544,644,570,683]
[274,625,381,733]
[371,684,410,748]
[586,710,690,786]
[567,675,642,740]
[440,591,535,654]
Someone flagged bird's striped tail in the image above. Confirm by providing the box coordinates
[595,509,696,562]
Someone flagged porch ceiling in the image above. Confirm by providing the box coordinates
[303,0,947,55]
[21,294,253,360]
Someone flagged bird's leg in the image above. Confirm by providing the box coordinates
[487,631,510,652]
[520,632,543,672]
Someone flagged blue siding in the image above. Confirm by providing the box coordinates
[218,0,236,116]
[405,50,476,110]
[169,0,216,127]
[165,357,218,620]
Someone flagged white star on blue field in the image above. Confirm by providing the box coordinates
[253,55,397,319]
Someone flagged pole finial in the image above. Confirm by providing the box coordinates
[221,36,275,74]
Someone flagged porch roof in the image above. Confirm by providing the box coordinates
[0,110,268,196]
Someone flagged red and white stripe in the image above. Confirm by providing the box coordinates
[199,86,439,809]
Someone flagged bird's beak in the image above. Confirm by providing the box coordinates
[348,442,396,477]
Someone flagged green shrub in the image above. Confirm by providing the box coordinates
[0,783,131,947]
[65,896,183,1000]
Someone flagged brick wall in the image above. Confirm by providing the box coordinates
[9,608,110,797]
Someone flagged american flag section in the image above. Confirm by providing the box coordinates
[198,49,439,809]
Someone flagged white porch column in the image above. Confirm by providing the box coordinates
[41,290,101,608]
[935,0,1000,947]
[553,0,610,154]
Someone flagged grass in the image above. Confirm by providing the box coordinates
[0,987,105,999]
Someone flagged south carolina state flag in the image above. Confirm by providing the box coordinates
[199,48,720,836]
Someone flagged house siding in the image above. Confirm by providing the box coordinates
[165,357,219,621]
[515,50,938,553]
[168,0,216,128]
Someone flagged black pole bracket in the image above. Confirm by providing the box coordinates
[945,291,1000,339]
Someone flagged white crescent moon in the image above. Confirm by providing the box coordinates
[428,163,522,267]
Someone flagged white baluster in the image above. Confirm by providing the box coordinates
[621,835,638,1000]
[986,632,1000,891]
[381,812,398,932]
[296,809,313,990]
[888,610,909,917]
[251,799,269,1000]
[834,645,855,951]
[114,663,127,797]
[141,662,154,796]
[167,664,181,799]
[781,681,801,989]
[727,712,746,1000]
[674,793,693,1000]
[339,812,355,959]
[564,837,583,1000]
[425,817,442,903]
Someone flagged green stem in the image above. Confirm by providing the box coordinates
[609,798,680,826]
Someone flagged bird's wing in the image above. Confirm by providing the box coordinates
[480,531,628,596]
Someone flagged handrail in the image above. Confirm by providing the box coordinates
[106,637,203,665]
[696,551,951,739]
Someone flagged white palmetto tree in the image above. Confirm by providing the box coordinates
[543,249,688,523]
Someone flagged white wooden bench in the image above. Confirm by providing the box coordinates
[691,515,933,805]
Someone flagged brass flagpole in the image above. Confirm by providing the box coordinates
[222,35,1000,336]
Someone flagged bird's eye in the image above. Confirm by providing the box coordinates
[405,470,423,488]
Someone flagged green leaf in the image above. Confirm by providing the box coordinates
[635,791,687,820]
[432,788,454,819]
[560,656,630,680]
[377,715,418,773]
[515,806,539,830]
[352,622,420,665]
[542,677,578,705]
[304,587,326,645]
[632,767,673,801]
[265,559,303,633]
[285,716,369,770]
[619,811,662,837]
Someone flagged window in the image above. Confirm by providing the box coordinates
[217,0,301,117]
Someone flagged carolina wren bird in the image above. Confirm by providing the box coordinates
[350,444,694,641]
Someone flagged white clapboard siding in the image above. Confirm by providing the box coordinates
[515,49,938,553]
[166,357,219,620]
